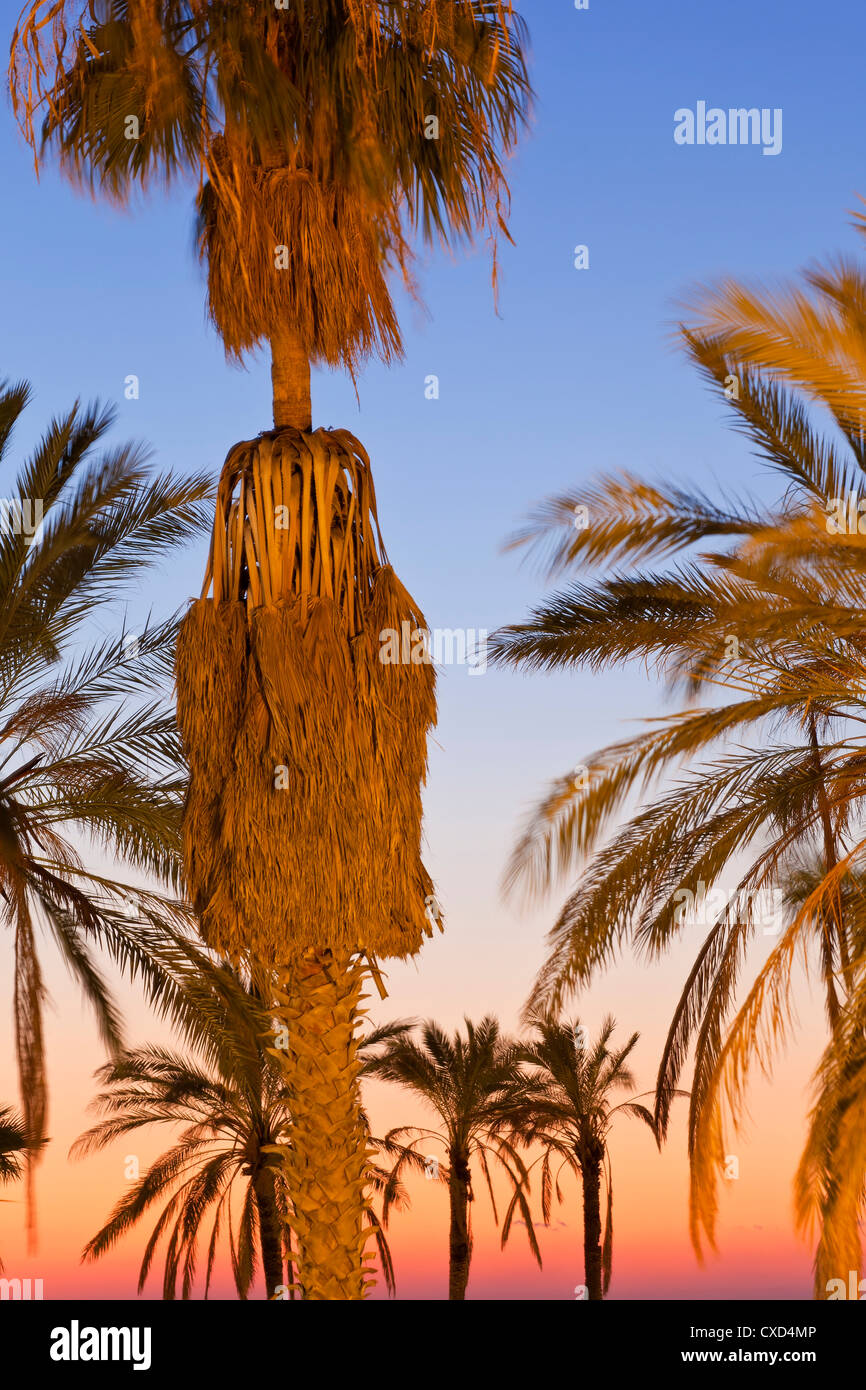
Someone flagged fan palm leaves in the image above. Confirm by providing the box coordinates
[0,378,211,1233]
[490,308,866,1280]
[365,1015,541,1300]
[509,1016,658,1301]
[11,0,531,424]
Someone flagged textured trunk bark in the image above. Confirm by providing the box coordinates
[254,1167,285,1298]
[275,950,370,1300]
[582,1155,603,1301]
[448,1154,472,1300]
[271,325,312,431]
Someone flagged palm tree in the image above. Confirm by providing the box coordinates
[11,0,528,1301]
[365,1015,540,1299]
[0,1106,28,1272]
[0,1108,27,1185]
[0,378,210,1235]
[72,955,293,1299]
[796,966,866,1298]
[489,313,866,1275]
[511,1016,657,1301]
[74,955,412,1298]
[11,0,531,431]
[676,238,866,1294]
[11,0,532,1300]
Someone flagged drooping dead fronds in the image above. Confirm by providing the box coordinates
[197,142,405,369]
[175,426,437,965]
[11,0,531,362]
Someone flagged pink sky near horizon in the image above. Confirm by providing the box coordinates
[0,898,828,1302]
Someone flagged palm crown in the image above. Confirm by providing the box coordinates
[11,1,531,412]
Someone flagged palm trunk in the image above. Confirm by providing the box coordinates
[448,1153,472,1300]
[253,1167,285,1299]
[271,326,312,431]
[582,1154,603,1301]
[276,950,371,1300]
[808,712,851,1021]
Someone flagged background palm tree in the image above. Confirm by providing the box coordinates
[0,1105,28,1272]
[11,0,532,1299]
[365,1014,540,1299]
[75,1058,286,1300]
[73,956,412,1298]
[511,1016,657,1301]
[489,293,866,1282]
[0,378,210,1237]
[0,1107,27,1185]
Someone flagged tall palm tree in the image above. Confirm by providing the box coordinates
[11,0,532,1299]
[10,0,531,431]
[0,377,210,1236]
[74,955,411,1298]
[511,1016,657,1301]
[489,313,866,1277]
[0,1105,28,1272]
[365,1015,540,1299]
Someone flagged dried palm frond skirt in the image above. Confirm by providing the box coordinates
[175,425,437,964]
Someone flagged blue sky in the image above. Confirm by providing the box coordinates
[2,0,864,1127]
[1,0,865,1298]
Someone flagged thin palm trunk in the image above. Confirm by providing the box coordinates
[276,950,370,1300]
[581,1152,603,1301]
[253,1167,284,1298]
[808,712,852,1020]
[270,326,312,430]
[448,1153,472,1300]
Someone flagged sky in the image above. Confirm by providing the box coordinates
[1,0,865,1300]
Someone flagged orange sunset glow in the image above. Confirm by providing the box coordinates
[1,8,865,1376]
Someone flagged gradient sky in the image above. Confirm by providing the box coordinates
[1,0,864,1300]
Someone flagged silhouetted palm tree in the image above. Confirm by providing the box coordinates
[74,953,412,1298]
[511,1016,657,1301]
[0,1105,28,1272]
[366,1015,540,1299]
